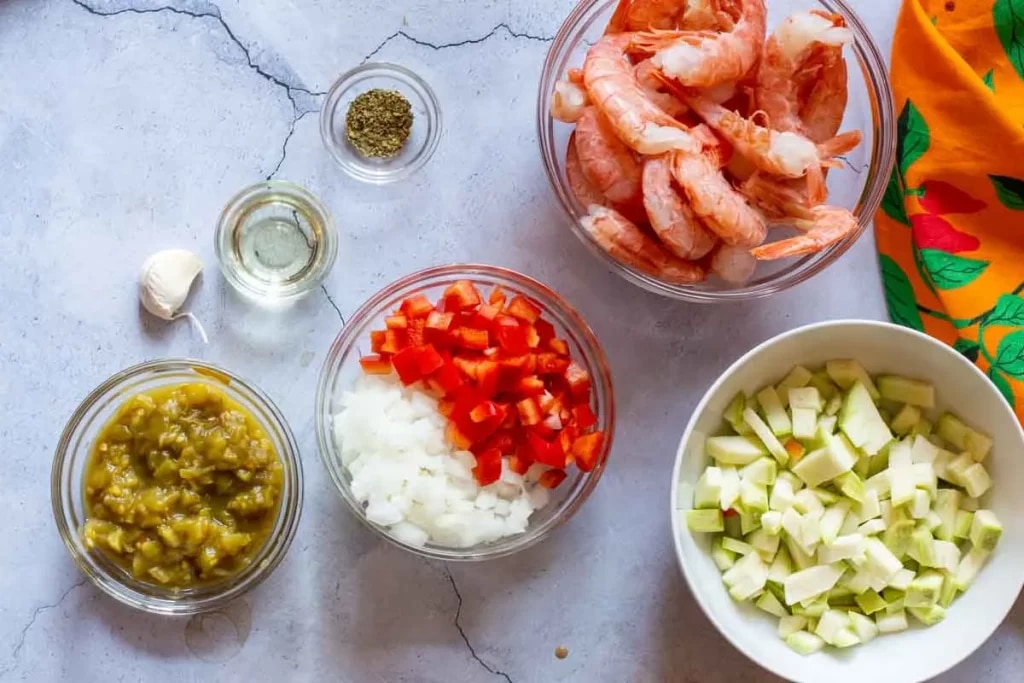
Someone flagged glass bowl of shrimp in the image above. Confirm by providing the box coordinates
[537,0,896,301]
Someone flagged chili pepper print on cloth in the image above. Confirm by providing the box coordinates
[876,0,1024,423]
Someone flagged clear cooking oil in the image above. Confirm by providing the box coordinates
[215,181,338,302]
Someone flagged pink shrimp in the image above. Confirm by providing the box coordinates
[574,107,644,207]
[566,133,613,211]
[634,60,689,117]
[669,148,767,248]
[581,206,707,283]
[798,42,850,143]
[709,243,758,284]
[551,78,590,123]
[642,155,717,260]
[606,0,687,34]
[631,0,767,88]
[738,172,825,219]
[583,34,704,155]
[749,205,859,260]
[680,0,725,31]
[754,11,852,135]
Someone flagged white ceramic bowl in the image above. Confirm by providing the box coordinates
[670,320,1024,683]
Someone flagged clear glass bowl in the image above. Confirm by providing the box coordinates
[51,360,304,615]
[215,180,338,302]
[320,62,442,184]
[315,264,615,561]
[536,0,897,301]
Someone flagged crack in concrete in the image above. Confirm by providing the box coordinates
[68,0,326,107]
[266,108,316,180]
[361,22,553,64]
[0,579,87,677]
[321,285,345,326]
[444,567,513,683]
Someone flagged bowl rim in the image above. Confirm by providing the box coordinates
[668,319,1024,681]
[51,358,305,615]
[314,262,616,561]
[535,0,898,302]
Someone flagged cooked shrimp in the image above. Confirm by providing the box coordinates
[798,42,850,143]
[681,0,726,31]
[710,244,758,284]
[551,78,590,123]
[606,0,686,34]
[670,149,767,248]
[581,205,707,283]
[566,133,613,210]
[750,205,859,260]
[574,107,645,207]
[642,155,717,260]
[632,0,767,88]
[583,34,704,155]
[755,11,852,135]
[739,172,823,218]
[635,60,689,117]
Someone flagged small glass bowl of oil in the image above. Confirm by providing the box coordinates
[215,181,338,302]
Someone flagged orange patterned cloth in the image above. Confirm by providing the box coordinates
[876,0,1024,423]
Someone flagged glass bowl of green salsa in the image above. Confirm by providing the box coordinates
[51,359,304,615]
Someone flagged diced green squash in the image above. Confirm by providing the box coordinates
[724,392,753,435]
[777,366,814,402]
[905,570,944,608]
[768,545,794,583]
[908,604,947,626]
[686,509,724,533]
[867,447,891,478]
[784,564,845,606]
[719,467,741,511]
[913,418,933,437]
[938,574,959,608]
[835,471,866,504]
[791,407,818,441]
[937,413,992,462]
[877,375,936,408]
[769,478,797,513]
[848,611,879,644]
[839,383,894,456]
[792,439,857,488]
[864,537,904,580]
[740,480,769,514]
[960,496,981,512]
[934,489,962,542]
[785,630,825,655]
[793,489,825,516]
[875,609,909,633]
[818,501,851,544]
[784,534,815,571]
[824,394,843,417]
[906,527,937,567]
[854,589,887,615]
[954,510,974,540]
[761,510,783,536]
[911,435,940,464]
[757,386,793,437]
[706,436,768,466]
[789,386,822,411]
[722,536,755,555]
[724,512,743,539]
[815,609,859,647]
[740,510,762,536]
[954,546,990,591]
[793,594,829,617]
[739,457,777,486]
[826,359,880,399]
[962,463,993,498]
[693,466,724,509]
[756,590,789,618]
[742,408,789,465]
[853,452,871,479]
[811,487,841,506]
[890,404,922,437]
[943,452,974,487]
[970,510,1003,552]
[887,568,915,591]
[748,528,781,562]
[777,614,808,638]
[858,519,886,536]
[711,537,737,571]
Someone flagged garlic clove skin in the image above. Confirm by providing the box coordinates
[139,249,204,321]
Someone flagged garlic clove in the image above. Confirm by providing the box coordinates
[139,249,203,321]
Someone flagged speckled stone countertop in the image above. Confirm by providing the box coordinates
[1,1,1020,681]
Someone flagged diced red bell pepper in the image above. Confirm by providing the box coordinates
[534,318,556,344]
[538,392,556,413]
[473,304,501,326]
[381,329,408,354]
[530,421,557,440]
[494,316,528,354]
[558,428,576,458]
[526,432,564,468]
[400,294,435,319]
[475,430,516,456]
[385,314,408,330]
[370,330,387,353]
[573,403,597,430]
[476,360,500,397]
[408,318,427,347]
[536,353,571,375]
[415,344,445,376]
[432,363,464,395]
[508,454,531,475]
[391,346,424,385]
[470,400,507,424]
[453,356,481,380]
[538,469,567,489]
[438,399,456,417]
[488,286,507,308]
[472,448,503,486]
[565,362,592,400]
[446,422,474,450]
[359,354,392,375]
[425,310,455,339]
[524,324,541,349]
[514,376,546,397]
[453,327,490,351]
[571,431,604,472]
[516,397,543,426]
[506,295,541,323]
[785,439,806,462]
[723,508,739,518]
[548,338,570,356]
[443,280,482,311]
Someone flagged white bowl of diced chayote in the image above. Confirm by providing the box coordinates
[671,320,1024,683]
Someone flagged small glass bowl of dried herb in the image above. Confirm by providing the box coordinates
[320,62,442,185]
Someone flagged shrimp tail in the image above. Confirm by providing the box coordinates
[819,130,862,157]
[605,0,634,34]
[805,165,828,206]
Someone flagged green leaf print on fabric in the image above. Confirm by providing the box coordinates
[954,338,981,363]
[989,174,1024,209]
[988,368,1017,408]
[880,255,925,332]
[918,250,990,290]
[882,167,910,225]
[912,243,939,297]
[983,69,996,92]
[897,101,930,177]
[994,0,1024,80]
[995,330,1024,377]
[987,294,1024,327]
